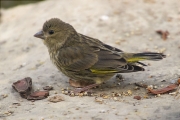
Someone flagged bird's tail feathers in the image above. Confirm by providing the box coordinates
[125,52,166,63]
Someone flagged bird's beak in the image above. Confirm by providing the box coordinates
[34,30,45,40]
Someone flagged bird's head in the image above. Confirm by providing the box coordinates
[34,18,76,49]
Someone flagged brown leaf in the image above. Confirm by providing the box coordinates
[27,91,49,100]
[148,84,178,95]
[156,30,169,40]
[12,77,32,93]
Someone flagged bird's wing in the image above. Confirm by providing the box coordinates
[90,48,144,73]
[79,34,144,73]
[57,46,98,71]
[79,34,123,52]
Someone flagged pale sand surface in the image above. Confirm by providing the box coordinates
[0,0,180,120]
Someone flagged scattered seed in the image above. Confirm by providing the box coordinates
[134,86,140,90]
[147,85,153,89]
[127,90,132,96]
[153,86,158,89]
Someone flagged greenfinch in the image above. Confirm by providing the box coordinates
[34,18,165,92]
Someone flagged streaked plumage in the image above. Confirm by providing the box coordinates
[34,18,165,91]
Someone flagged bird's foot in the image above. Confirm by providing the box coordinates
[115,74,124,81]
[73,83,99,94]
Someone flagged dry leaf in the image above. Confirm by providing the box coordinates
[156,30,169,40]
[27,91,49,100]
[148,84,178,95]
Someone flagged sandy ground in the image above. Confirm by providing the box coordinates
[0,0,180,120]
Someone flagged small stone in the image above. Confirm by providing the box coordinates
[170,80,176,84]
[167,54,171,56]
[115,40,120,45]
[160,85,164,87]
[127,90,132,96]
[100,15,109,21]
[64,91,69,95]
[48,95,64,103]
[117,82,121,85]
[83,92,88,96]
[153,86,158,89]
[134,86,140,90]
[95,97,103,104]
[70,92,75,96]
[147,85,153,89]
[2,94,8,98]
[99,110,106,113]
[61,90,65,94]
[169,92,176,95]
[113,97,118,101]
[159,48,166,53]
[144,95,149,99]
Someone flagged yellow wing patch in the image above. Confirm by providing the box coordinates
[127,57,145,62]
[90,69,117,74]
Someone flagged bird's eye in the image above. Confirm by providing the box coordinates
[49,30,54,35]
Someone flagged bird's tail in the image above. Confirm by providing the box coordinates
[123,52,166,63]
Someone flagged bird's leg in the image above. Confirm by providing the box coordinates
[69,79,93,87]
[73,83,99,93]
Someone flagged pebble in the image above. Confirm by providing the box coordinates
[134,86,140,90]
[170,80,176,84]
[160,84,164,87]
[147,85,153,89]
[99,110,106,113]
[100,15,109,21]
[113,97,118,101]
[157,94,161,97]
[153,86,158,89]
[169,92,176,95]
[127,90,132,96]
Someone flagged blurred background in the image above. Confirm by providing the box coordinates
[1,0,44,9]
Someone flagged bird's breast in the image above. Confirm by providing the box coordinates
[49,50,63,70]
